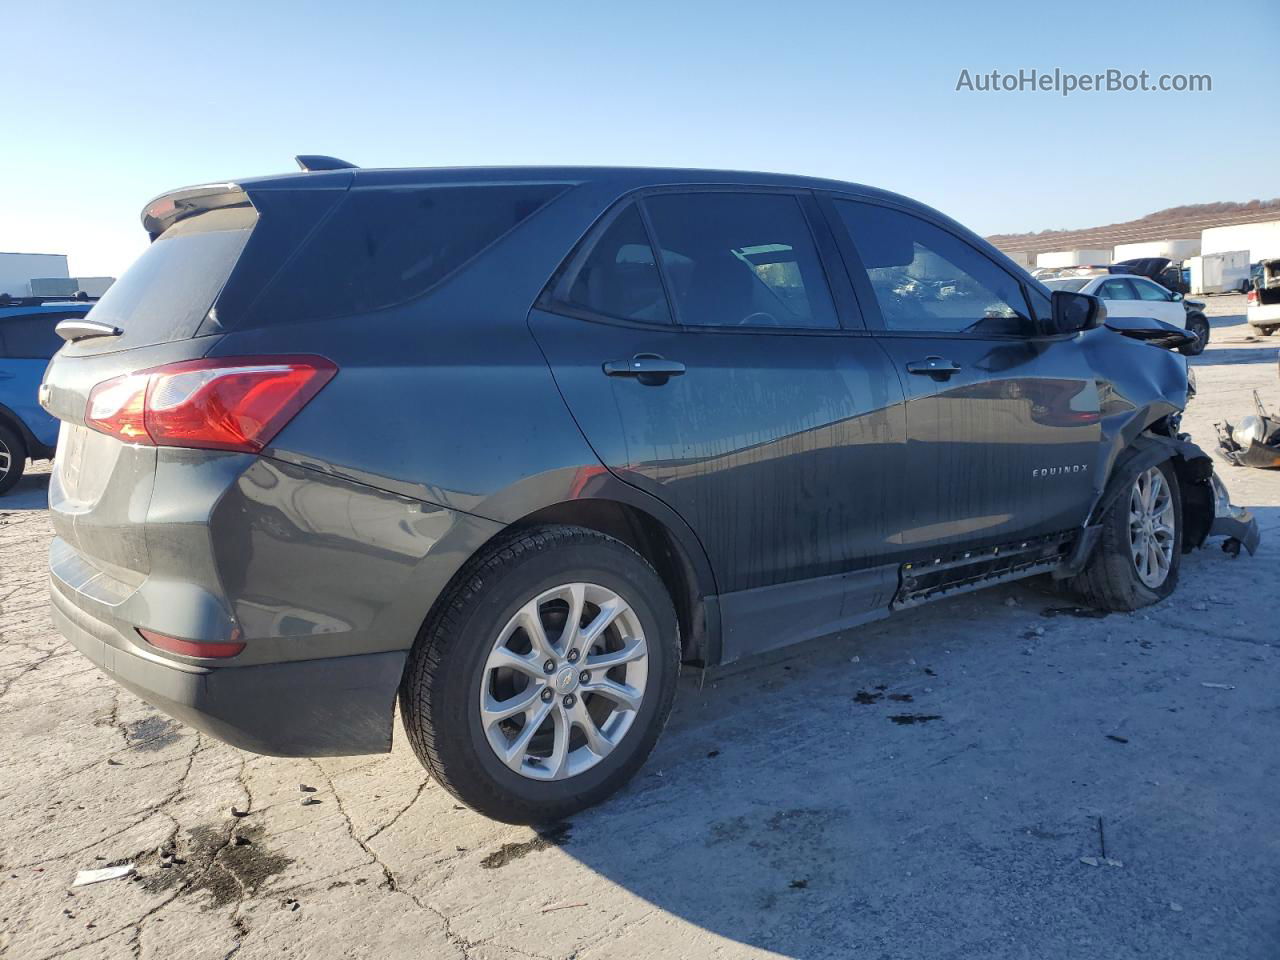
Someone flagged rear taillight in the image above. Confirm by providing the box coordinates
[86,356,336,453]
[1247,289,1258,305]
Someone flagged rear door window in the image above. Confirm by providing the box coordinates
[559,204,672,324]
[1096,278,1138,301]
[833,200,1032,335]
[642,193,839,329]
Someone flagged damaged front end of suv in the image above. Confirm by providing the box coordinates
[1055,311,1261,582]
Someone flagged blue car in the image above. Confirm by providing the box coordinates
[0,297,94,494]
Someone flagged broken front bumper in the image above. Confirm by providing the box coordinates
[1208,473,1261,556]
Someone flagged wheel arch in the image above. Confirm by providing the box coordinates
[1090,430,1215,550]
[501,496,720,665]
[0,401,38,456]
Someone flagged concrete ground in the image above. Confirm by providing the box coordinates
[2,294,1277,960]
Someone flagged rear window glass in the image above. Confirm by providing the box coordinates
[244,183,568,324]
[81,206,255,350]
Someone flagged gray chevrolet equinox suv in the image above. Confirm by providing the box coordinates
[41,158,1257,823]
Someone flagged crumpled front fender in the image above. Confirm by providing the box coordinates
[1055,430,1259,577]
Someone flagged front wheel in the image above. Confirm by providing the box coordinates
[1180,315,1209,356]
[399,525,680,823]
[1067,461,1182,612]
[1259,326,1277,337]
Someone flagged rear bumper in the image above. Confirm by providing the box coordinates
[50,581,407,756]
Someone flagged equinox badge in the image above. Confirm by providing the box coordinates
[1032,464,1089,478]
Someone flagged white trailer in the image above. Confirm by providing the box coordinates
[0,252,70,297]
[1201,220,1280,262]
[73,277,115,297]
[1036,248,1113,268]
[1188,251,1251,294]
[998,249,1036,270]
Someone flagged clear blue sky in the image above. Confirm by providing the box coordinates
[2,0,1276,277]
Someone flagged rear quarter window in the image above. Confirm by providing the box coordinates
[242,183,569,325]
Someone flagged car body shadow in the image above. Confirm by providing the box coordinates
[1208,313,1246,329]
[1,471,50,511]
[1190,346,1279,366]
[495,524,1276,957]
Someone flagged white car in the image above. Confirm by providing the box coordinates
[1042,273,1207,354]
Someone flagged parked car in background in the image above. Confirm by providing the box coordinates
[1247,258,1280,336]
[1110,257,1189,295]
[1042,274,1208,354]
[39,161,1257,822]
[0,295,95,493]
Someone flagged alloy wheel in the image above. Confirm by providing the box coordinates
[1128,466,1175,588]
[0,438,10,480]
[479,582,649,781]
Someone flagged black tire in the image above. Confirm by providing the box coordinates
[1179,315,1209,356]
[1067,460,1182,612]
[0,422,27,496]
[1260,326,1277,337]
[399,524,680,823]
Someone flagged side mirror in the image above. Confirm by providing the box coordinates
[1171,291,1184,302]
[1050,290,1104,334]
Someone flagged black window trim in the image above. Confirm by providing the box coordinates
[538,184,867,336]
[816,190,1053,340]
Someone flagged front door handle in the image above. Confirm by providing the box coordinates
[603,354,686,385]
[906,356,961,378]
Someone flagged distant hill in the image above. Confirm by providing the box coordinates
[987,199,1280,256]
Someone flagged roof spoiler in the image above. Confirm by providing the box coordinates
[295,155,358,172]
[140,183,253,240]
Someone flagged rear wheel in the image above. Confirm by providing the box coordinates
[1068,461,1182,612]
[0,423,27,496]
[1260,326,1277,337]
[399,525,679,823]
[1180,315,1209,356]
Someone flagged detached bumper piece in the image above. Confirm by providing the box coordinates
[1215,393,1280,470]
[1208,473,1261,557]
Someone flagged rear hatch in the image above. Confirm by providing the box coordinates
[42,167,563,592]
[1258,259,1280,306]
[41,182,292,588]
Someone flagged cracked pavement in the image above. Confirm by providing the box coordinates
[2,296,1277,959]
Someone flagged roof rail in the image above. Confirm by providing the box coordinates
[295,155,358,172]
[0,293,98,307]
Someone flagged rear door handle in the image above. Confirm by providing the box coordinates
[603,354,686,385]
[906,356,961,378]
